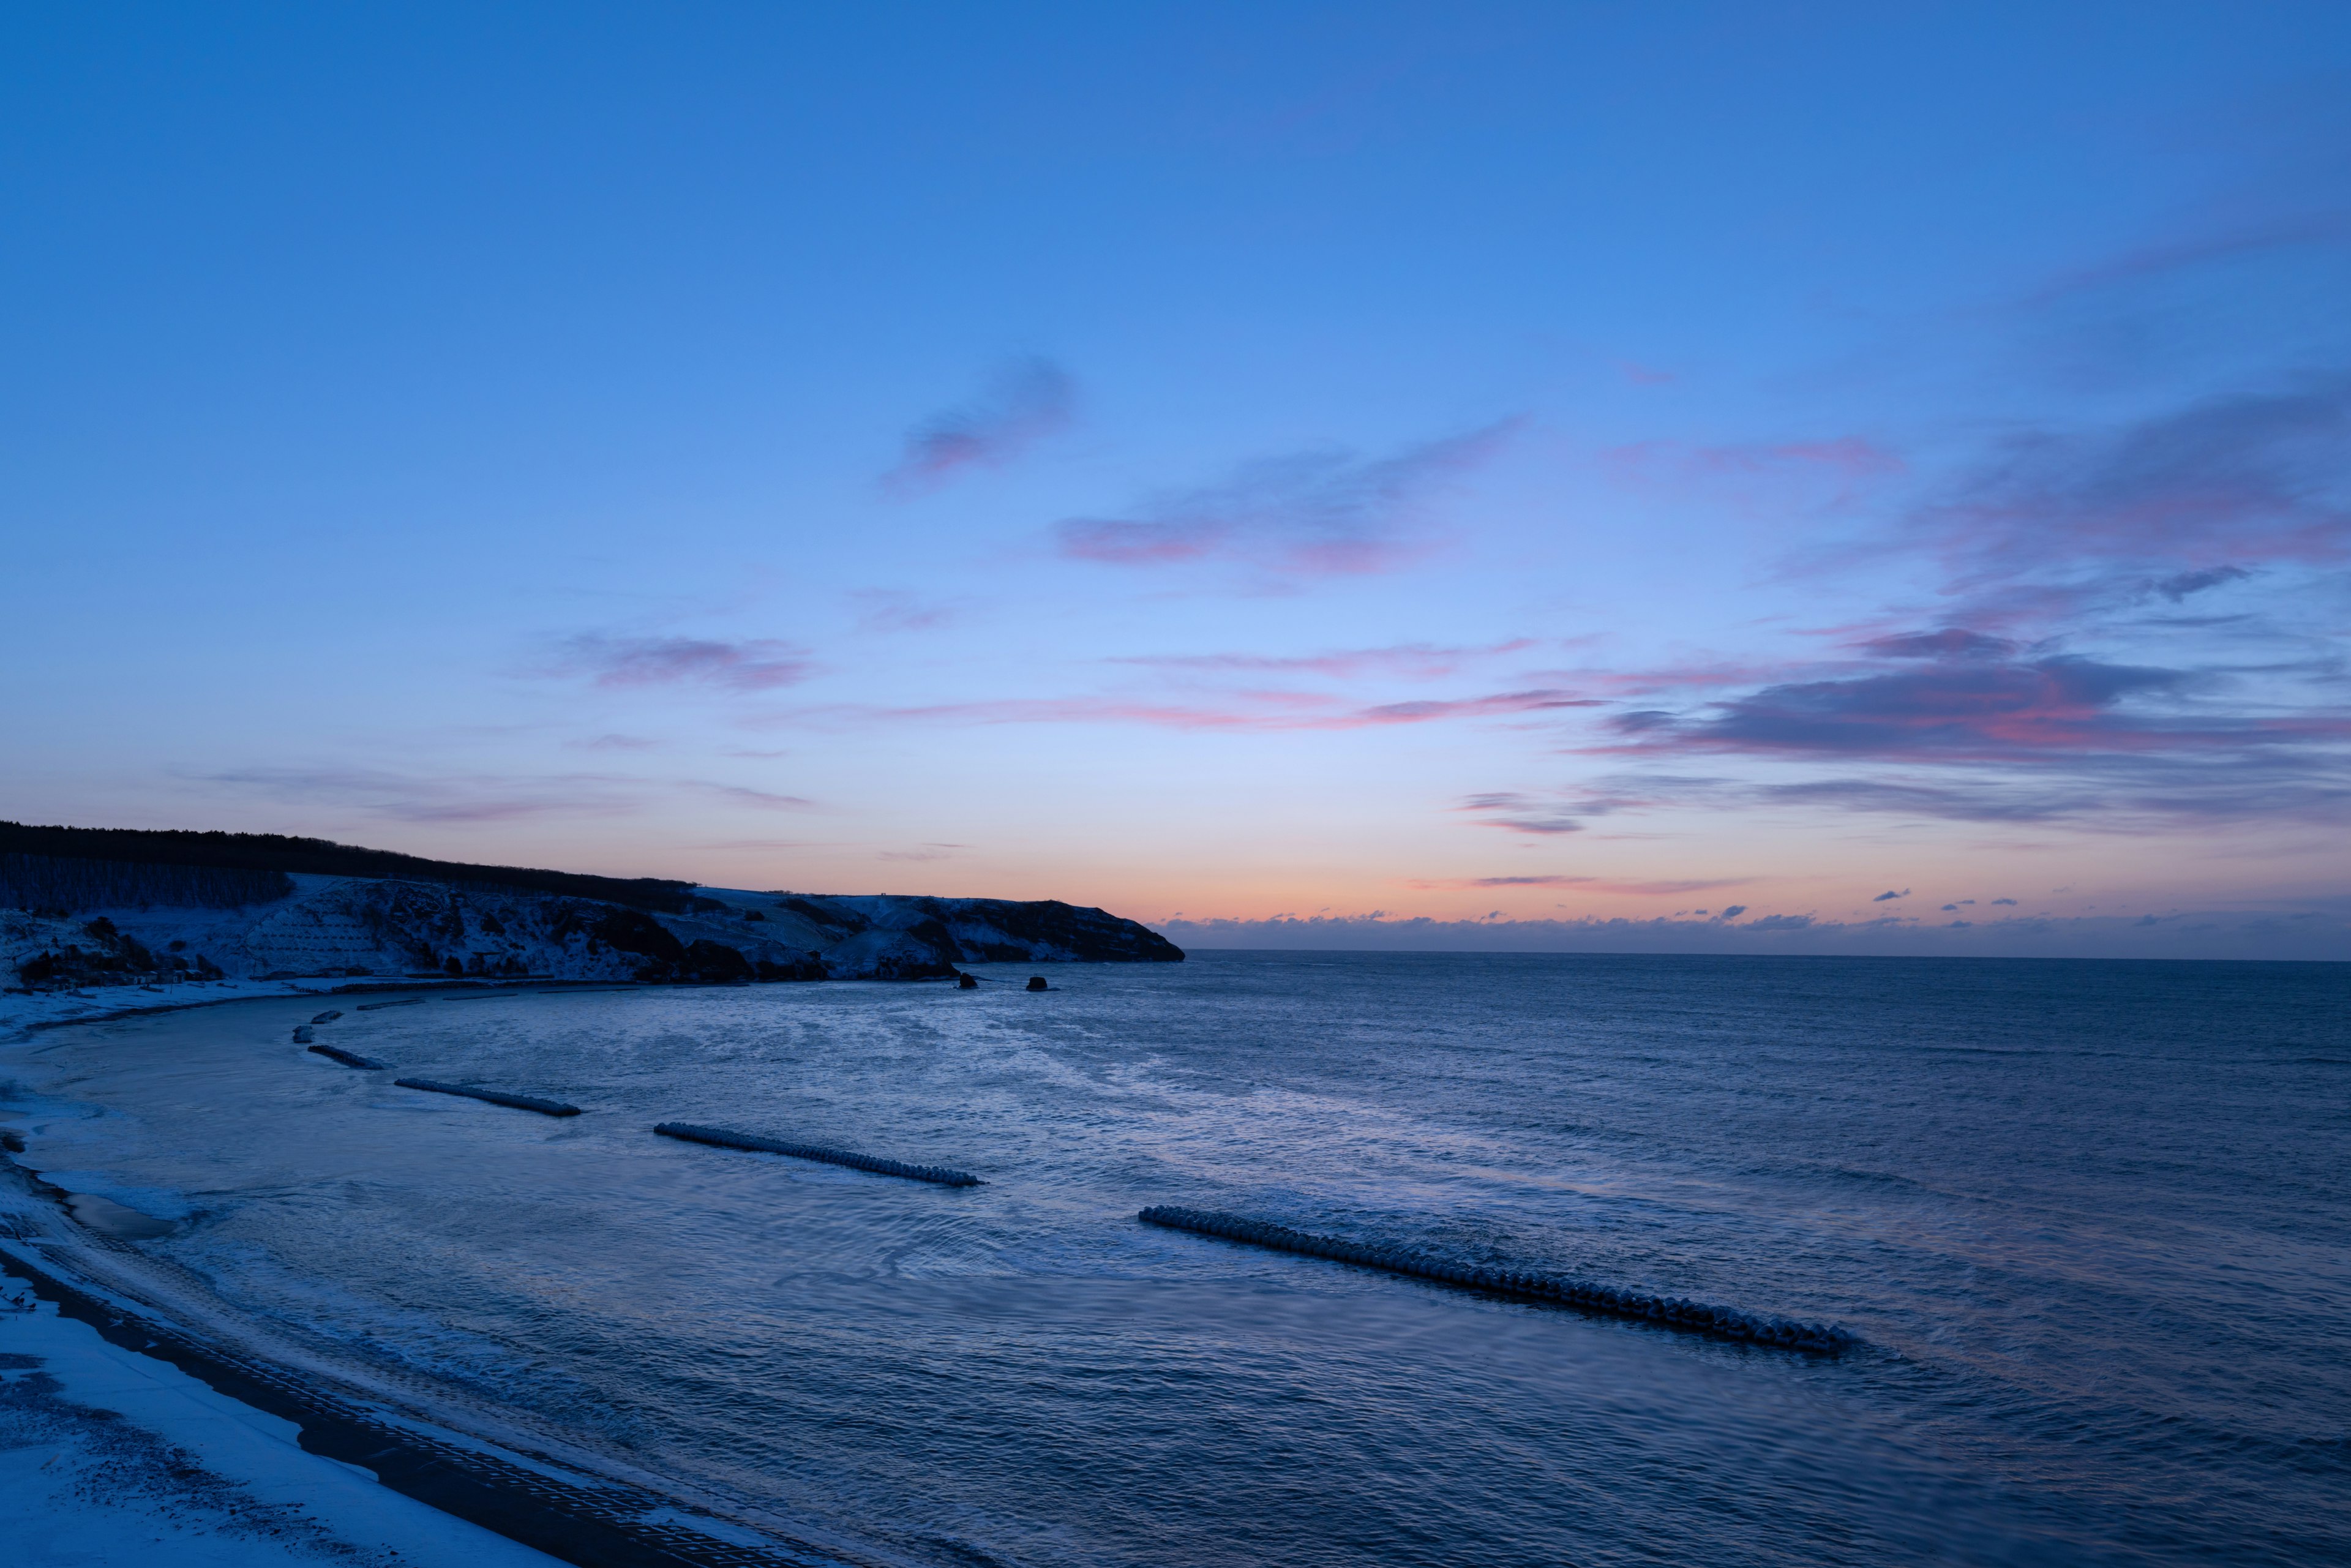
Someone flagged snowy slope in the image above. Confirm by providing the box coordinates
[2,866,1182,994]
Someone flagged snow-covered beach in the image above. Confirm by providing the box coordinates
[1,1279,568,1568]
[16,975,898,1567]
[3,980,898,1566]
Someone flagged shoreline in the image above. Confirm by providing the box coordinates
[0,996,884,1568]
[0,973,801,1046]
[1,976,531,1043]
[0,963,995,1046]
[0,1217,870,1568]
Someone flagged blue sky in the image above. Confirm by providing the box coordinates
[5,4,2349,955]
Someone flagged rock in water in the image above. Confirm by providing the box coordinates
[1026,975,1048,992]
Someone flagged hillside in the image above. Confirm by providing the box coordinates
[0,828,1182,990]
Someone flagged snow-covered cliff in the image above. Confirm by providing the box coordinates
[1,849,1182,992]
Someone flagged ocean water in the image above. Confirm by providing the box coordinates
[4,951,2346,1566]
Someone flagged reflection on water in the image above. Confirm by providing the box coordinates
[4,952,2346,1567]
[61,1189,179,1240]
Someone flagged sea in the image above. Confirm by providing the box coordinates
[3,951,2345,1566]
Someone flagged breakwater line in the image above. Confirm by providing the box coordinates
[654,1122,980,1186]
[1138,1206,1854,1353]
[309,1043,387,1071]
[394,1078,581,1117]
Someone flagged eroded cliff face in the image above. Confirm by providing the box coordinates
[2,869,1181,991]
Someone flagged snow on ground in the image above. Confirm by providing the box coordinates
[0,1286,563,1568]
[0,974,353,1044]
[2,978,565,1566]
[1,868,1180,999]
[1,976,334,1039]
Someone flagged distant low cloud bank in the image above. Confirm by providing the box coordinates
[1154,909,2351,962]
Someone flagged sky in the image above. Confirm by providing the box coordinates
[3,3,2349,958]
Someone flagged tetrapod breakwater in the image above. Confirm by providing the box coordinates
[654,1122,980,1186]
[1139,1205,1854,1353]
[394,1078,581,1117]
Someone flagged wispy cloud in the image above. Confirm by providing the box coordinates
[201,767,653,824]
[780,686,1589,734]
[2151,565,2253,602]
[1916,373,2351,609]
[1608,435,1903,484]
[1357,691,1599,724]
[690,782,816,812]
[552,634,816,692]
[1111,639,1536,680]
[1859,629,2016,661]
[852,589,961,633]
[885,358,1074,494]
[1055,419,1519,579]
[201,767,815,823]
[1455,792,1587,835]
[1602,435,1905,516]
[1405,874,1749,893]
[2027,210,2351,305]
[1602,632,2351,783]
[878,843,967,861]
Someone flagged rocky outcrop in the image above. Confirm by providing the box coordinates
[697,890,1184,978]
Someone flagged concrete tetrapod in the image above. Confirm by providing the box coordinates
[1137,1205,1854,1354]
[394,1078,581,1117]
[654,1122,980,1187]
[308,1043,388,1071]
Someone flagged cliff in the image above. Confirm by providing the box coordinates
[0,828,1182,991]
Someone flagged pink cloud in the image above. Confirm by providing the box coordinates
[852,590,960,633]
[1579,628,2351,823]
[1056,419,1520,579]
[785,685,1589,734]
[1604,435,1905,490]
[1404,874,1748,893]
[1608,653,2240,762]
[884,358,1073,494]
[877,844,967,861]
[1114,639,1537,680]
[690,782,816,811]
[555,634,816,692]
[1355,691,1598,724]
[201,767,817,823]
[1916,377,2351,595]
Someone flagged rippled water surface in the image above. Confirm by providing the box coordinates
[6,953,2347,1566]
